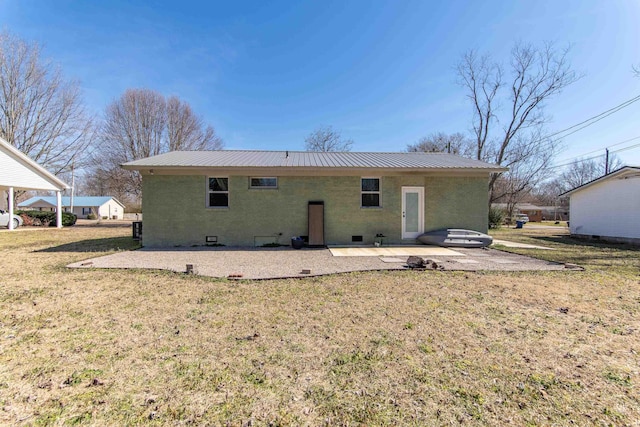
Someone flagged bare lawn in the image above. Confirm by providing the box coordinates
[1,224,638,425]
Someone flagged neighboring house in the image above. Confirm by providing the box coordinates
[122,150,505,247]
[492,203,568,222]
[19,196,125,219]
[561,166,640,245]
[0,137,69,229]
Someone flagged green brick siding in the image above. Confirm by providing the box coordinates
[141,174,489,247]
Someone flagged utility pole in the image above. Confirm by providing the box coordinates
[605,148,609,175]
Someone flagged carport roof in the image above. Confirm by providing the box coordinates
[122,150,506,172]
[0,137,69,191]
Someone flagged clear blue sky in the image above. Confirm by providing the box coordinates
[1,0,639,167]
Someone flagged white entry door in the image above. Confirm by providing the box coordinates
[402,187,424,239]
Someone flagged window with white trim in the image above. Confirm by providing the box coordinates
[208,177,229,207]
[361,178,381,207]
[249,177,278,189]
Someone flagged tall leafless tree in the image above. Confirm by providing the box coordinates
[407,132,473,156]
[560,154,623,190]
[457,42,578,204]
[304,125,353,152]
[91,88,223,202]
[166,96,222,151]
[0,30,94,175]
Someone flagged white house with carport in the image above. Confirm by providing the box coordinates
[0,136,69,229]
[19,196,125,219]
[562,166,640,245]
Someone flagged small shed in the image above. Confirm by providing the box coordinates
[562,166,640,245]
[0,137,69,229]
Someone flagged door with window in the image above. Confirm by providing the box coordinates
[402,187,424,239]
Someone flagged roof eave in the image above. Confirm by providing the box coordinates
[560,166,640,196]
[121,164,507,174]
[0,137,70,190]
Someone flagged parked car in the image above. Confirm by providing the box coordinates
[0,210,23,229]
[515,214,530,223]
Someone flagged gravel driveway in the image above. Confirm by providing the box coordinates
[67,246,569,280]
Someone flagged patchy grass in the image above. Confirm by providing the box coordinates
[0,225,639,425]
[491,226,640,275]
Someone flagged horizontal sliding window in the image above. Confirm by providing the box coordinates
[361,178,381,207]
[208,177,229,207]
[250,177,278,189]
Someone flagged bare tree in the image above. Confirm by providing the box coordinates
[305,125,353,152]
[0,30,94,175]
[407,132,473,156]
[492,131,556,219]
[166,96,223,151]
[457,42,578,204]
[560,154,623,190]
[92,88,223,201]
[530,178,567,206]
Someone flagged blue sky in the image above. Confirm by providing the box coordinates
[1,0,639,167]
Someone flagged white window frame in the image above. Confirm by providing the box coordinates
[249,177,278,189]
[361,177,381,208]
[207,177,229,208]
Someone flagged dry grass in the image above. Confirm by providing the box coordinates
[1,225,639,426]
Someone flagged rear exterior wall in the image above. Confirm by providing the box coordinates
[141,174,489,247]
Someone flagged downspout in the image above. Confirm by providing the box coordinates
[8,187,14,230]
[56,191,63,228]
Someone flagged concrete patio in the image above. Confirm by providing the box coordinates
[67,243,568,280]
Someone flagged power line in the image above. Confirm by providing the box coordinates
[544,93,640,140]
[614,141,640,154]
[549,141,640,170]
[554,134,640,163]
[500,92,640,158]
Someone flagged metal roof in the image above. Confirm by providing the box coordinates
[122,150,505,171]
[560,166,640,196]
[19,196,124,207]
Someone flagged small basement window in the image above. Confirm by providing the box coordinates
[208,177,229,207]
[361,178,381,207]
[250,177,278,189]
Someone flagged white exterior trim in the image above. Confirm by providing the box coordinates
[56,191,62,229]
[0,137,69,191]
[8,187,14,230]
[0,137,69,231]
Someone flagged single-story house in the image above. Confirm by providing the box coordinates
[122,150,505,247]
[492,203,569,222]
[19,196,125,219]
[0,136,69,229]
[561,166,640,245]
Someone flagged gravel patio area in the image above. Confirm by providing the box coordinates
[67,245,569,279]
